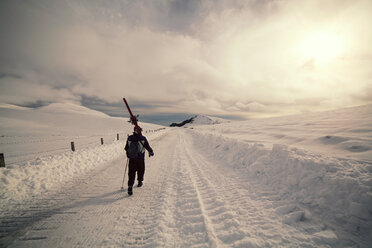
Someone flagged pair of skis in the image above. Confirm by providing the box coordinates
[123,98,142,136]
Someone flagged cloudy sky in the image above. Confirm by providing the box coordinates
[0,0,371,125]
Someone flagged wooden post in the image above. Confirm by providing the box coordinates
[0,153,5,168]
[71,142,75,152]
[117,134,119,140]
[101,138,104,145]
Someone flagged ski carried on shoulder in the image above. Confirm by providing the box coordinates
[123,98,142,135]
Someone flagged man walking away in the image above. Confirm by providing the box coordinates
[125,127,154,195]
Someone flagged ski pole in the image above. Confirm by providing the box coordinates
[121,158,129,190]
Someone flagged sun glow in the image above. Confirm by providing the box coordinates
[299,31,346,65]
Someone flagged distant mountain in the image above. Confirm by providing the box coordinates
[170,116,195,127]
[170,115,229,127]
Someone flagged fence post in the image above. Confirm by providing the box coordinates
[0,153,5,168]
[101,138,104,145]
[117,134,119,140]
[71,142,75,152]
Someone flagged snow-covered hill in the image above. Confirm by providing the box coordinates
[0,104,371,247]
[170,114,229,127]
[39,102,109,117]
[0,102,162,136]
[194,104,372,162]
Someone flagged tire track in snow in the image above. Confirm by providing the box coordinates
[180,132,247,247]
[156,130,214,247]
[180,130,322,247]
[157,129,259,247]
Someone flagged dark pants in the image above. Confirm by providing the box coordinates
[128,158,145,187]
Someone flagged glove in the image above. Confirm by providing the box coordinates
[149,151,154,157]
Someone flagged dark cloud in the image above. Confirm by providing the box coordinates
[139,113,195,126]
[0,73,22,79]
[17,100,51,109]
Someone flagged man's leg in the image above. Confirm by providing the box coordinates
[127,159,137,194]
[137,159,145,187]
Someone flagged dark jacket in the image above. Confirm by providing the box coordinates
[125,133,154,159]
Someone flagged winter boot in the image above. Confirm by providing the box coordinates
[128,186,133,195]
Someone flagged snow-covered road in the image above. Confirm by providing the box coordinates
[1,129,368,247]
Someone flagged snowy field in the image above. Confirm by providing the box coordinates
[0,103,371,247]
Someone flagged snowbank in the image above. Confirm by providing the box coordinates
[189,130,372,239]
[0,141,125,212]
